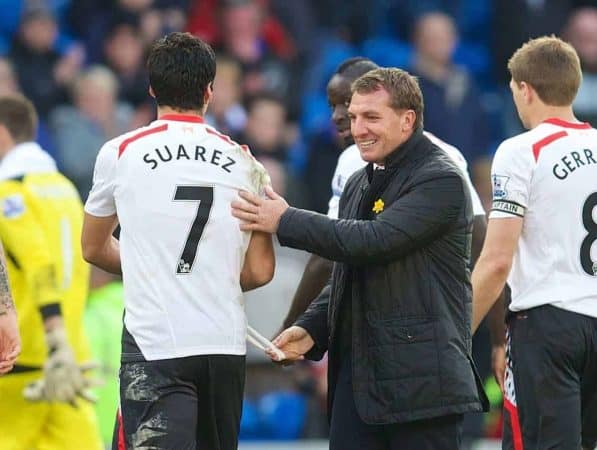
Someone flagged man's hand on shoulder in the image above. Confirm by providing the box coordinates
[231,186,289,233]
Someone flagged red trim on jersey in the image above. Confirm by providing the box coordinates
[543,118,591,129]
[532,130,567,162]
[117,408,126,450]
[205,127,236,145]
[118,124,168,158]
[159,114,205,123]
[205,128,254,158]
[504,399,524,450]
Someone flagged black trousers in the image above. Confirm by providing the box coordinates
[503,305,597,450]
[329,355,463,450]
[113,354,245,450]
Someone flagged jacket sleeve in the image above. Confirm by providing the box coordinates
[277,173,465,265]
[294,279,330,361]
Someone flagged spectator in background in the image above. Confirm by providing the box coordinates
[84,266,124,449]
[69,0,188,64]
[412,12,490,169]
[411,12,492,210]
[103,21,147,108]
[49,65,133,199]
[565,7,597,127]
[9,7,84,119]
[102,20,154,128]
[240,93,288,162]
[235,93,289,195]
[205,55,247,136]
[217,0,291,101]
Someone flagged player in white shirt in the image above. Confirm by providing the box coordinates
[471,36,597,450]
[280,58,492,340]
[81,32,274,450]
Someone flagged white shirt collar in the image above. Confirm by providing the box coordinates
[0,142,57,181]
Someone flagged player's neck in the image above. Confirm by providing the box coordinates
[527,105,578,129]
[157,106,205,120]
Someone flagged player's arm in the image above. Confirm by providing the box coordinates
[240,231,274,291]
[281,254,332,329]
[81,213,121,275]
[0,241,19,374]
[471,217,522,333]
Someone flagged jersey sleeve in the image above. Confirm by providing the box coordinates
[327,148,360,219]
[244,147,271,197]
[327,161,343,220]
[489,139,534,219]
[462,168,486,216]
[0,182,60,309]
[85,142,118,217]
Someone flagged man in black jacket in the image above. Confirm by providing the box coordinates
[232,68,488,449]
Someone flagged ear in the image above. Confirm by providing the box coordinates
[520,81,534,104]
[148,85,155,99]
[401,110,417,132]
[204,82,214,104]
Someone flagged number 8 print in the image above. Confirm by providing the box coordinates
[580,192,597,276]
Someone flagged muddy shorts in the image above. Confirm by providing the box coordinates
[113,353,245,450]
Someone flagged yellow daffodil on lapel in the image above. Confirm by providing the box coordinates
[372,198,384,214]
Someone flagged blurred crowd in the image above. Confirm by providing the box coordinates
[3,0,597,445]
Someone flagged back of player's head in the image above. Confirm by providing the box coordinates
[147,32,216,111]
[0,94,37,143]
[508,35,581,106]
[335,57,379,83]
[352,67,424,130]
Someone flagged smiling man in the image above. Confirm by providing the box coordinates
[231,67,488,450]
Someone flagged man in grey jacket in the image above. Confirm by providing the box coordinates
[232,68,488,450]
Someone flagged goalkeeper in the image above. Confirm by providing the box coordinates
[0,94,102,450]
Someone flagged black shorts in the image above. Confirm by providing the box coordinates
[113,354,245,450]
[502,305,597,450]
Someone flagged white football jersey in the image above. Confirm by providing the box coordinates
[490,118,597,317]
[327,131,486,219]
[85,114,270,360]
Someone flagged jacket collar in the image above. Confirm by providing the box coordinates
[365,127,425,180]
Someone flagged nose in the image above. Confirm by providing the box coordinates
[351,116,366,138]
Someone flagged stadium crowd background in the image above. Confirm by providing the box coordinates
[2,0,596,447]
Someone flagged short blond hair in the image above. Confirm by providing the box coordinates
[508,36,581,106]
[351,68,424,129]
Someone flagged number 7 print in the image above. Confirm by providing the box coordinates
[173,185,214,274]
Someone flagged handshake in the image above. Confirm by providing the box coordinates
[247,325,315,364]
[23,327,101,405]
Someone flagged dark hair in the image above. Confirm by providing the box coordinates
[0,94,37,143]
[336,57,379,81]
[147,32,216,111]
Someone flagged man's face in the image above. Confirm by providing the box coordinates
[326,74,353,147]
[348,88,411,165]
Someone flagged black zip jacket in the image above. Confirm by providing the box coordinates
[279,128,489,424]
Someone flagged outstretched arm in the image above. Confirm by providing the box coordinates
[0,243,19,374]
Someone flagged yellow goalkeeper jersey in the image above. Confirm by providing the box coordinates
[0,142,91,367]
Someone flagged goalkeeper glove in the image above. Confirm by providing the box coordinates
[23,327,99,404]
